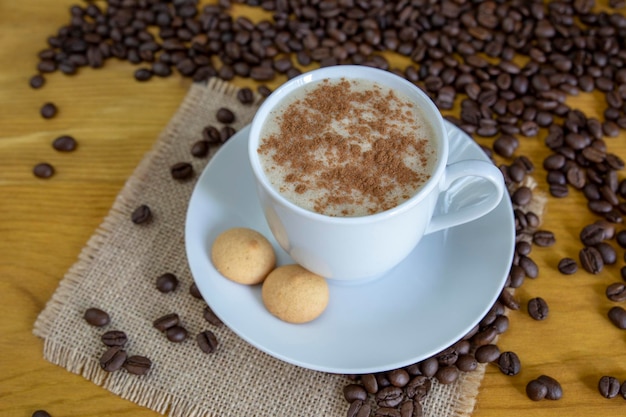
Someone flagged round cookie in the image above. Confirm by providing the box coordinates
[211,228,276,285]
[262,264,329,324]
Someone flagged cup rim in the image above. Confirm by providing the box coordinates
[248,65,448,224]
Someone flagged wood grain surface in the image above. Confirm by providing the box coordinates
[2,1,626,416]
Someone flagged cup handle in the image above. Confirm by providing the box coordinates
[424,160,505,235]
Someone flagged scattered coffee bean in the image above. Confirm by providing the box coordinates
[376,386,404,407]
[84,307,110,327]
[166,325,188,343]
[237,87,254,104]
[170,162,194,181]
[537,375,563,400]
[29,75,45,89]
[101,330,128,347]
[191,140,210,158]
[99,346,127,372]
[219,126,236,142]
[40,102,57,119]
[475,344,501,363]
[599,376,621,399]
[134,68,153,81]
[387,369,410,387]
[579,246,604,274]
[620,380,626,399]
[344,384,368,402]
[533,230,556,247]
[346,400,370,417]
[197,306,222,328]
[202,125,221,143]
[130,204,152,224]
[32,411,51,417]
[189,283,203,300]
[361,374,378,394]
[153,313,180,332]
[123,355,152,376]
[608,306,626,329]
[498,351,521,376]
[606,283,626,302]
[616,230,626,248]
[216,107,235,124]
[435,366,460,385]
[528,297,549,321]
[33,162,54,179]
[52,135,77,152]
[156,273,178,293]
[557,258,578,275]
[526,379,548,401]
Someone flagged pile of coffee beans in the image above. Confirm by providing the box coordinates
[83,307,153,375]
[28,0,626,414]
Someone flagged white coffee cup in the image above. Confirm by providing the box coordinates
[248,65,505,282]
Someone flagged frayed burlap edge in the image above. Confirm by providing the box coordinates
[32,76,545,417]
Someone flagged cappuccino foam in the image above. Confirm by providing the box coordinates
[258,77,437,217]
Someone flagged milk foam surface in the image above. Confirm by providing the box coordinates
[258,77,437,217]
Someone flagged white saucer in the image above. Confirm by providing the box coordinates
[185,122,515,374]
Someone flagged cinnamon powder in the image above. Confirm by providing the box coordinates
[258,78,437,216]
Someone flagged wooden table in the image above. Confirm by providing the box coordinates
[2,1,626,416]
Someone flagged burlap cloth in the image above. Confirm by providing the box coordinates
[33,77,536,417]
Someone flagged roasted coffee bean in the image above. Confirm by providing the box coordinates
[528,297,549,321]
[84,307,110,327]
[620,380,626,399]
[405,375,431,400]
[166,325,188,343]
[220,126,236,142]
[499,289,520,311]
[202,305,223,326]
[526,379,548,401]
[474,344,500,363]
[99,346,127,372]
[557,258,578,275]
[196,330,218,353]
[189,282,203,300]
[32,410,52,417]
[29,74,45,89]
[153,313,180,332]
[216,107,235,124]
[516,241,532,256]
[156,273,178,293]
[608,306,626,329]
[518,256,539,279]
[361,373,378,394]
[435,365,460,384]
[512,186,532,206]
[40,102,58,119]
[52,135,77,152]
[191,140,210,158]
[134,68,152,81]
[580,223,606,246]
[123,355,152,375]
[579,246,604,274]
[533,230,556,247]
[376,386,403,408]
[33,162,54,179]
[101,330,128,347]
[347,400,370,417]
[170,162,194,180]
[498,351,521,376]
[202,125,221,143]
[419,357,439,377]
[471,326,498,347]
[387,369,410,387]
[343,384,368,402]
[131,204,152,224]
[537,375,563,400]
[616,230,626,248]
[595,242,617,265]
[456,354,478,372]
[237,87,254,104]
[598,376,620,399]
